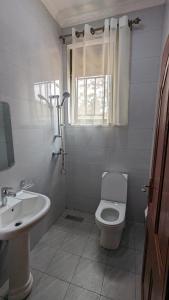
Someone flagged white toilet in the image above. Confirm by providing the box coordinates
[95,172,128,250]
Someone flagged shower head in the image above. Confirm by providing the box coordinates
[60,91,70,106]
[63,91,70,99]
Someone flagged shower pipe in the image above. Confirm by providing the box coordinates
[38,92,70,174]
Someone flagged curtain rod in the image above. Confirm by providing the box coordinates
[60,17,141,44]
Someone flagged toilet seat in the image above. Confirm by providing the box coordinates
[95,200,126,228]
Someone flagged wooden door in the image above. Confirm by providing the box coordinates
[142,37,169,300]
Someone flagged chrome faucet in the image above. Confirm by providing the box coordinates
[1,187,16,207]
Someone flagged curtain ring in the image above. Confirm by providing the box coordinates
[90,27,95,35]
[75,31,80,38]
[75,30,84,38]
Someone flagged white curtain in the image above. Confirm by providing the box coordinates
[70,16,131,126]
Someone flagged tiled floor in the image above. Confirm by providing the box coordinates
[0,209,145,300]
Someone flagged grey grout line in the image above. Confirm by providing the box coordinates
[33,264,103,298]
[100,262,107,297]
[66,281,102,297]
[31,210,144,299]
[32,216,144,274]
[62,279,72,300]
[63,282,102,299]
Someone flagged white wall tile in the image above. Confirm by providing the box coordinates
[0,0,65,286]
[64,6,164,222]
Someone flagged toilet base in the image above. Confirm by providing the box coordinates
[100,228,123,250]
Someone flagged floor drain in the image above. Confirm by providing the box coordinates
[65,215,84,222]
[15,222,22,227]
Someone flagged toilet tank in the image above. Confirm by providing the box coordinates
[101,172,128,203]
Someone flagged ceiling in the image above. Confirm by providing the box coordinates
[41,0,165,28]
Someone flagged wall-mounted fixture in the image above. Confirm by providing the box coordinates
[38,92,70,174]
[37,94,53,108]
[50,92,70,174]
[49,92,70,137]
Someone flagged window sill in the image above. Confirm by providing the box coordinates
[65,123,128,128]
[66,123,114,128]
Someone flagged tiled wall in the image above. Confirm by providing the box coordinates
[63,6,164,223]
[0,0,65,285]
[162,0,169,46]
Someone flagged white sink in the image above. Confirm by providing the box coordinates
[0,191,50,240]
[0,190,51,300]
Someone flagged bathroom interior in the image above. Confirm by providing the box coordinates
[0,0,169,299]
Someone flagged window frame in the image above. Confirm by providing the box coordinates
[67,45,110,127]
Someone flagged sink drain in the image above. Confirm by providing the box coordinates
[15,221,22,227]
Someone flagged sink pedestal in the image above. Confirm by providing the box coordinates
[8,232,33,300]
[0,191,50,299]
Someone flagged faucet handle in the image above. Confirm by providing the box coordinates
[1,187,16,198]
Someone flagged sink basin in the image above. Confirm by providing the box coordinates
[0,191,50,240]
[0,190,51,300]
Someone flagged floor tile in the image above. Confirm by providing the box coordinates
[107,246,136,273]
[89,225,100,240]
[31,268,43,292]
[134,223,145,252]
[72,221,94,237]
[28,273,68,300]
[40,225,68,249]
[62,233,88,256]
[55,217,74,233]
[102,266,135,300]
[80,212,95,224]
[62,209,80,218]
[82,238,108,264]
[136,275,141,300]
[135,252,143,275]
[46,250,80,282]
[30,241,56,272]
[120,224,135,249]
[72,257,105,294]
[64,284,100,300]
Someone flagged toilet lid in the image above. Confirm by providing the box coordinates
[101,172,128,204]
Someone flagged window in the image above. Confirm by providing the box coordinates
[74,75,110,125]
[68,46,111,126]
[68,18,130,126]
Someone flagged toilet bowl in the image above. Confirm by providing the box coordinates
[95,172,128,250]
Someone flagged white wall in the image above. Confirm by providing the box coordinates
[63,6,164,223]
[0,0,65,286]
